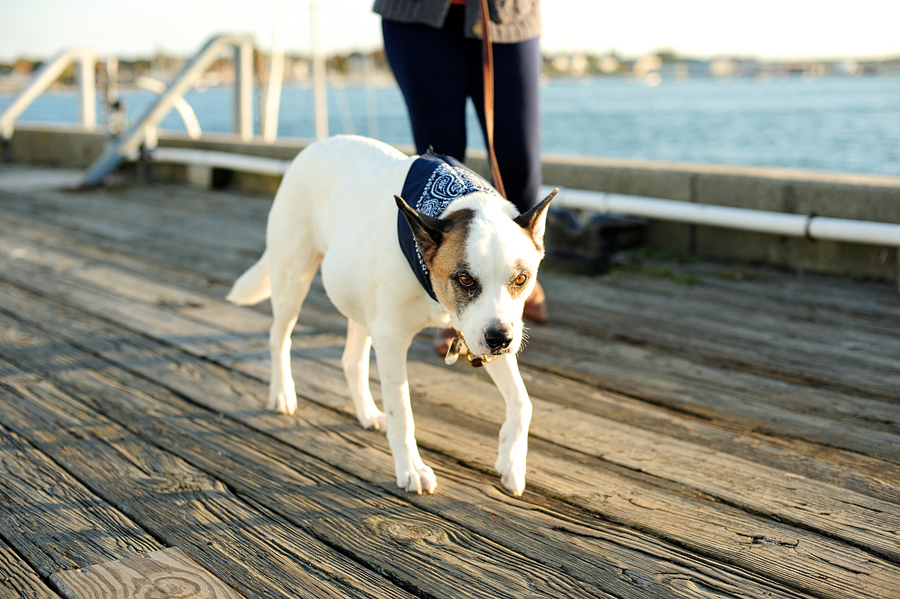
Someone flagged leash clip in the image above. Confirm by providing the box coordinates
[444,332,465,365]
[444,331,497,368]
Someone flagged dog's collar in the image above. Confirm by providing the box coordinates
[397,150,500,302]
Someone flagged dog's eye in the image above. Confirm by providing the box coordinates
[514,273,528,286]
[458,274,474,287]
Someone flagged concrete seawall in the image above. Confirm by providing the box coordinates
[7,123,900,282]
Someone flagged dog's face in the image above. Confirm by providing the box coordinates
[397,190,556,357]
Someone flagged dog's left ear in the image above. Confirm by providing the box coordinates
[514,188,558,248]
[395,194,444,259]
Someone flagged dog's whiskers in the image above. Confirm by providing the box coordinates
[518,328,531,352]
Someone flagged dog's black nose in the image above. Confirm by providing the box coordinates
[485,327,513,352]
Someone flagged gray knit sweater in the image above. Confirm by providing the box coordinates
[373,0,541,44]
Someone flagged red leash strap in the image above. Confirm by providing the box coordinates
[479,0,507,199]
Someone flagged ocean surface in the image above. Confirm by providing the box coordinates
[3,75,899,177]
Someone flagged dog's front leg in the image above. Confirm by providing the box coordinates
[342,319,386,431]
[371,329,437,494]
[484,354,532,496]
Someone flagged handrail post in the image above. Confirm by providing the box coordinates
[77,52,97,131]
[310,0,328,139]
[261,0,287,144]
[234,40,254,141]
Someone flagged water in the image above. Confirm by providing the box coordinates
[3,75,899,177]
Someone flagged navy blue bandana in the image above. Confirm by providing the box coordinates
[398,150,500,302]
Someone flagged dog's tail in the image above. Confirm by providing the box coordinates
[227,249,272,305]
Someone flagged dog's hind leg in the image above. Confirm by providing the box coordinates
[484,354,533,496]
[342,319,386,431]
[268,245,322,415]
[371,327,437,494]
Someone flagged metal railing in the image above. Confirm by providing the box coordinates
[0,48,98,141]
[134,76,202,140]
[81,33,256,186]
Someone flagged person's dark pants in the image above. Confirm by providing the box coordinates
[382,6,542,213]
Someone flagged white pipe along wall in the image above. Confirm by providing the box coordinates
[542,186,900,248]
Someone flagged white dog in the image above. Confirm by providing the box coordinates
[227,135,555,496]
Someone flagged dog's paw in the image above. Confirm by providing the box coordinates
[496,455,526,496]
[268,390,297,415]
[357,408,387,432]
[396,461,438,495]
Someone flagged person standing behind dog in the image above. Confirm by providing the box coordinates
[374,0,549,337]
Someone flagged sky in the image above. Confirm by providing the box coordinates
[0,0,898,62]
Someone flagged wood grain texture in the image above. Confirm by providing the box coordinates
[2,250,898,566]
[3,213,899,479]
[519,319,900,459]
[1,282,894,599]
[0,536,60,599]
[535,273,900,400]
[0,359,415,599]
[0,319,616,599]
[2,176,900,599]
[0,424,160,577]
[1,212,896,509]
[52,548,244,599]
[0,286,817,599]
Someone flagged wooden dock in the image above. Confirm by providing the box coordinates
[0,165,898,599]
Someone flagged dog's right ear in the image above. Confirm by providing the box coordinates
[395,195,444,259]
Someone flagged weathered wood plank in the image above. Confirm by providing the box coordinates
[0,186,266,284]
[0,281,895,598]
[503,362,900,505]
[3,218,899,471]
[1,217,896,509]
[596,266,900,325]
[0,364,416,599]
[4,179,900,597]
[0,286,820,599]
[0,424,160,577]
[543,269,900,352]
[531,276,900,422]
[535,284,900,401]
[4,228,900,473]
[519,330,900,436]
[52,548,244,599]
[0,536,60,599]
[0,319,616,599]
[518,327,900,460]
[6,187,900,405]
[404,360,900,559]
[3,249,899,568]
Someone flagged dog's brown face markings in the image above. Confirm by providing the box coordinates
[394,196,476,314]
[430,221,483,315]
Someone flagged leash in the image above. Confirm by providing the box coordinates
[479,0,506,199]
[438,2,509,369]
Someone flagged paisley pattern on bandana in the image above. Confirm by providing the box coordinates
[397,150,500,302]
[417,161,498,216]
